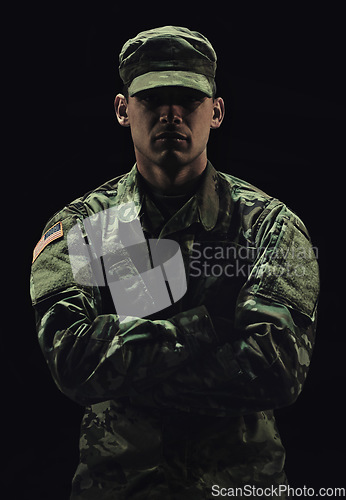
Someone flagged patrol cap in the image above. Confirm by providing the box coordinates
[119,26,217,97]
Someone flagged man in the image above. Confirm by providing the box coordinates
[31,26,319,499]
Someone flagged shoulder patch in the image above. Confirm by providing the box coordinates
[32,221,63,263]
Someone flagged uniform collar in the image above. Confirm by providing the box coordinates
[115,164,143,222]
[115,161,219,231]
[195,160,220,231]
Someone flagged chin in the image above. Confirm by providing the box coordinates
[157,151,192,169]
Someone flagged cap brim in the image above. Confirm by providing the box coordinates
[128,70,214,97]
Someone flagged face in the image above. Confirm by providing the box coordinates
[115,86,224,176]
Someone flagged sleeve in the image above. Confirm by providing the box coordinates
[30,209,210,406]
[129,202,319,416]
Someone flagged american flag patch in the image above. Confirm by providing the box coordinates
[32,221,63,263]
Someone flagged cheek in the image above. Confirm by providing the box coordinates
[128,111,154,145]
[129,120,149,148]
[190,107,214,141]
[192,119,212,147]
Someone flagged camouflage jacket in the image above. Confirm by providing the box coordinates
[30,162,319,499]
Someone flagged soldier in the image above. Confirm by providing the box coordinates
[30,26,319,499]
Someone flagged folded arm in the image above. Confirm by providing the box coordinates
[31,204,319,414]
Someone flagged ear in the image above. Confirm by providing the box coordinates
[114,94,130,127]
[210,97,225,129]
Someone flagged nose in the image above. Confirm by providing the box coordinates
[159,104,183,125]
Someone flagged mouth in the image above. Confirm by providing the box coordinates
[154,131,188,142]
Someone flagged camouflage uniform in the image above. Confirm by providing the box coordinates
[30,162,319,499]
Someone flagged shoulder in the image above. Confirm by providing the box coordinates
[216,170,278,235]
[31,170,131,268]
[30,170,134,305]
[216,169,311,243]
[39,172,131,235]
[218,170,271,203]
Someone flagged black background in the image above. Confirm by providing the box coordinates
[8,3,345,498]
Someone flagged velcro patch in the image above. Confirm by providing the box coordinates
[32,221,63,262]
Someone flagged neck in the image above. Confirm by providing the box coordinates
[135,152,208,195]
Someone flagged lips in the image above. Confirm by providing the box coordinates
[154,131,188,141]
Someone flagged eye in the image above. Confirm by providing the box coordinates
[142,95,155,103]
[136,92,158,104]
[186,96,204,103]
[182,92,207,105]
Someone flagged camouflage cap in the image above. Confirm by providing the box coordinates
[119,26,217,97]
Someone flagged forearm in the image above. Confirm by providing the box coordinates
[35,287,192,406]
[36,278,316,414]
[133,295,316,415]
